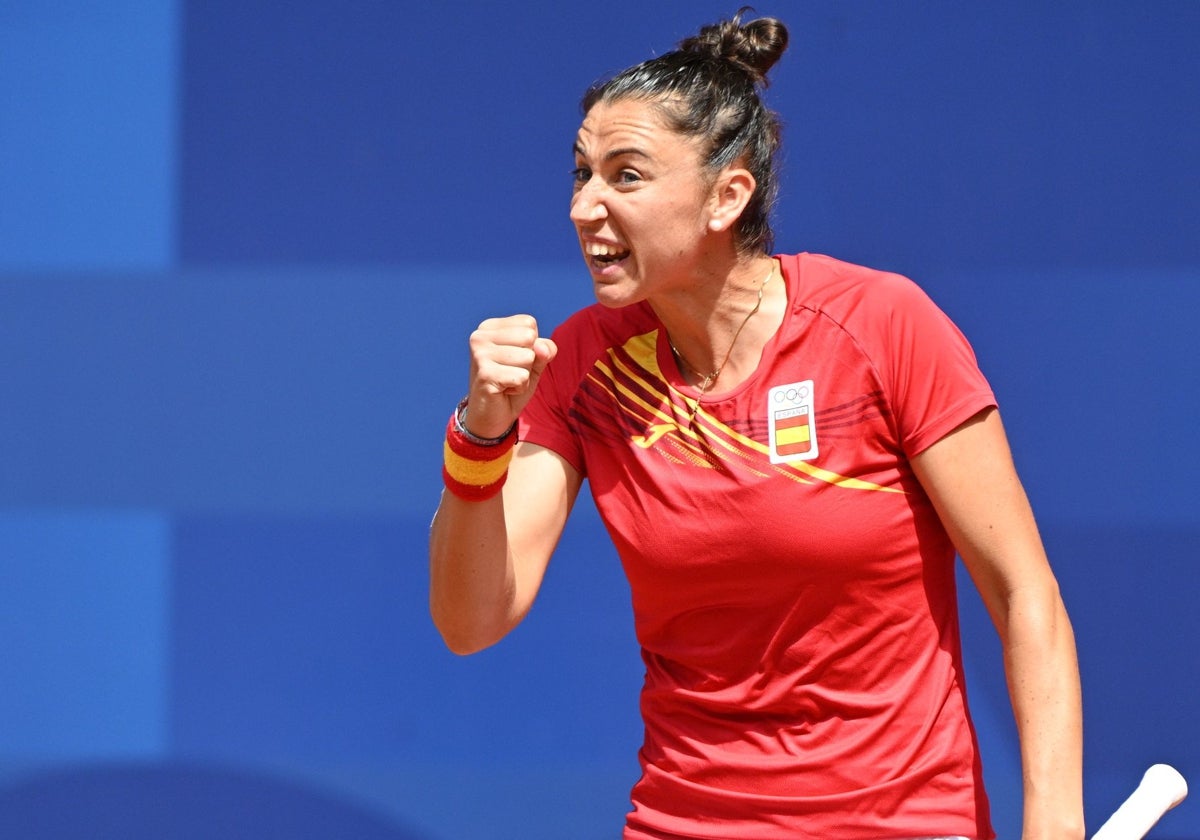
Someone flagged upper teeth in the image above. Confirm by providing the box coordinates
[587,242,623,257]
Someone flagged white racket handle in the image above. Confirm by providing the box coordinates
[1092,764,1188,840]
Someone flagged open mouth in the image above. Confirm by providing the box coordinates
[585,241,630,267]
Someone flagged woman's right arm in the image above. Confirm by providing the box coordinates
[430,442,581,654]
[428,315,580,655]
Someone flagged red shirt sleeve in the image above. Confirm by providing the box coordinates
[864,269,996,456]
[517,309,592,475]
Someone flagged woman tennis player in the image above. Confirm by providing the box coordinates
[431,11,1083,839]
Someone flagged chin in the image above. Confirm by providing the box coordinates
[591,281,642,310]
[594,296,639,310]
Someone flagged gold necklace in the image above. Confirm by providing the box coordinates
[669,265,774,420]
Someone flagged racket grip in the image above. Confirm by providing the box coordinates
[1091,764,1188,840]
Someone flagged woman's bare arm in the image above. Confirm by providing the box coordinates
[912,407,1084,840]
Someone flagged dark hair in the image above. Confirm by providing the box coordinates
[581,10,788,255]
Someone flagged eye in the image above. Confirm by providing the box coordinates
[570,166,591,187]
[617,170,642,185]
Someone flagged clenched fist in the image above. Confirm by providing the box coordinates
[463,315,558,439]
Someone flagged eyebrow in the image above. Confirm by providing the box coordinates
[572,142,652,162]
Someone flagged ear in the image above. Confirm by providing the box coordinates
[706,166,757,234]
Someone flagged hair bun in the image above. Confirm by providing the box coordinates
[679,10,789,86]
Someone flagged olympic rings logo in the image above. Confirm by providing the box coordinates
[773,384,811,403]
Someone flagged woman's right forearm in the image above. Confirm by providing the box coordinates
[428,490,521,655]
[431,316,566,653]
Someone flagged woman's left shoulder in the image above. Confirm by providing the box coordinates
[783,252,941,321]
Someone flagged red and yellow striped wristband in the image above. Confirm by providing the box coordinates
[442,404,517,502]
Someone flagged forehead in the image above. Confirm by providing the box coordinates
[574,97,696,158]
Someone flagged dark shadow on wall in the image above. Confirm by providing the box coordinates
[0,760,436,840]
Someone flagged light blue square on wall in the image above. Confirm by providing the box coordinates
[0,1,178,270]
[0,511,170,757]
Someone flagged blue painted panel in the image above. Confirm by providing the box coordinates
[167,508,642,837]
[177,1,1200,269]
[779,2,1200,273]
[920,268,1200,528]
[0,511,169,756]
[0,761,434,840]
[0,1,177,269]
[169,509,641,770]
[0,265,584,513]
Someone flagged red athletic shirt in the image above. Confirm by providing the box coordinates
[519,253,997,839]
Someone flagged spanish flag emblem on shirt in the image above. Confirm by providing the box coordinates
[768,380,819,464]
[774,407,813,457]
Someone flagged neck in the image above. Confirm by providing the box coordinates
[656,256,782,392]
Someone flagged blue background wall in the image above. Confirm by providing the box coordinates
[1,1,1197,837]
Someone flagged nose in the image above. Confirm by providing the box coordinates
[570,180,607,225]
